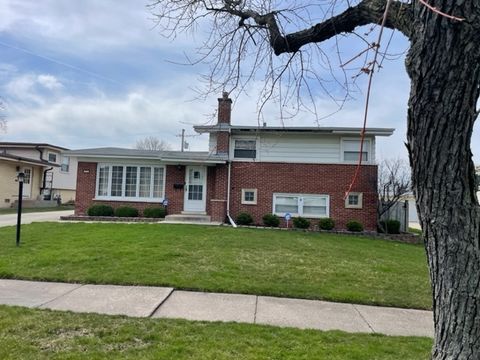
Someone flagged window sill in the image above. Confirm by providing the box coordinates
[94,197,164,203]
[241,202,257,205]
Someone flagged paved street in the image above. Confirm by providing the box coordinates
[0,279,434,337]
[0,210,74,227]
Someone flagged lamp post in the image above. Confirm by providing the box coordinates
[16,172,25,247]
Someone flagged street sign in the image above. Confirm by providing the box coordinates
[285,212,291,228]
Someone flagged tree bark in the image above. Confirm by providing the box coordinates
[406,3,480,358]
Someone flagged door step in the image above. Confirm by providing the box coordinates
[165,214,212,223]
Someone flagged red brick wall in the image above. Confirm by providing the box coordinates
[75,162,97,215]
[228,162,378,231]
[75,162,187,216]
[76,161,378,230]
[217,92,232,124]
[216,133,230,154]
[207,165,228,222]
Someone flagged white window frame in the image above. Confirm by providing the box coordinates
[272,193,330,218]
[345,192,363,209]
[341,138,371,164]
[230,136,259,161]
[95,163,166,202]
[60,156,70,172]
[241,189,257,205]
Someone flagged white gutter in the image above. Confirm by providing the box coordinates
[226,161,237,228]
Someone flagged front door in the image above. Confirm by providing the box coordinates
[22,167,32,198]
[184,166,207,212]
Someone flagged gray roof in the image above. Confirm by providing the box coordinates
[194,125,394,136]
[64,147,227,163]
[0,142,68,151]
[0,153,59,167]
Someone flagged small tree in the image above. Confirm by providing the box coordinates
[135,136,171,151]
[377,159,411,232]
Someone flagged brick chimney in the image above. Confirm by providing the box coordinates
[215,92,231,155]
[217,91,232,125]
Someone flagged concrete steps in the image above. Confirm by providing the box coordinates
[10,199,57,209]
[164,214,212,223]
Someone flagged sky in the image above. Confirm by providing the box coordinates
[0,0,478,163]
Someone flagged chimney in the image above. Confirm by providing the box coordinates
[217,91,232,125]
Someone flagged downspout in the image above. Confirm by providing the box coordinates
[35,145,44,160]
[226,161,237,227]
[43,167,53,191]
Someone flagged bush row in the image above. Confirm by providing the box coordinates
[236,212,366,232]
[87,205,166,218]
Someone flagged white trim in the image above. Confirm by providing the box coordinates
[345,192,363,209]
[341,137,372,164]
[272,193,330,218]
[184,165,207,212]
[241,188,257,205]
[230,136,259,161]
[94,163,166,202]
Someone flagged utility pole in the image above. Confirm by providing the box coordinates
[181,129,185,152]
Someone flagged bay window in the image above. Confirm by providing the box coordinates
[96,164,165,200]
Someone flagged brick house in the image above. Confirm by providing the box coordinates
[67,93,393,230]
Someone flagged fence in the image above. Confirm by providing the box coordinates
[379,200,409,232]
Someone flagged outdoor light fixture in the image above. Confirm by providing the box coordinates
[15,171,25,247]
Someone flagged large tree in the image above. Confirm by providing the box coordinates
[150,0,480,358]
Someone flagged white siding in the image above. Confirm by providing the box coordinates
[228,133,376,164]
[259,134,341,163]
[6,149,42,160]
[52,155,78,190]
[208,133,217,153]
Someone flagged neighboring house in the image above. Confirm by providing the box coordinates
[67,93,393,230]
[0,142,77,208]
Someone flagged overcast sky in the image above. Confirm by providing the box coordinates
[1,0,478,163]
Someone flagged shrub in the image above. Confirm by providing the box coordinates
[379,219,401,234]
[143,207,166,218]
[87,204,114,217]
[262,214,280,227]
[346,220,364,232]
[319,218,335,230]
[114,206,139,218]
[236,212,253,225]
[293,217,310,229]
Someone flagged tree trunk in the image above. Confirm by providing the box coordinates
[406,6,480,359]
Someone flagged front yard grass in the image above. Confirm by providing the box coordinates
[0,306,432,359]
[0,223,431,309]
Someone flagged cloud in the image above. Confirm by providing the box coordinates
[0,0,198,56]
[37,74,63,90]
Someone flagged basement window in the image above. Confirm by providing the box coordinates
[345,192,363,209]
[242,189,257,205]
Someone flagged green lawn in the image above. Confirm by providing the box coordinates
[0,223,432,309]
[0,306,432,360]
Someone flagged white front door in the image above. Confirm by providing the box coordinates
[184,166,207,212]
[23,167,32,198]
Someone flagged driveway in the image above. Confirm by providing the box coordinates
[0,210,74,227]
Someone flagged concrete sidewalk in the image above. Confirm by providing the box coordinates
[0,210,74,227]
[0,279,433,337]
